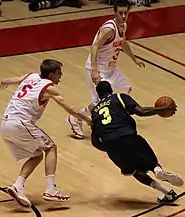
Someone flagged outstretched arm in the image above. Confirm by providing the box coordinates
[45,85,92,125]
[0,74,29,88]
[133,105,176,117]
[118,93,176,117]
[122,41,145,68]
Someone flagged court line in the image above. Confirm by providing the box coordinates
[166,208,185,217]
[0,6,111,23]
[0,187,42,217]
[131,41,185,68]
[133,191,185,217]
[135,55,185,81]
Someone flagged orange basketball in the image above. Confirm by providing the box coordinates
[155,96,176,118]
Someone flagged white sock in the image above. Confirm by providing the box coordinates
[150,180,170,194]
[154,166,163,175]
[45,174,56,194]
[14,176,25,190]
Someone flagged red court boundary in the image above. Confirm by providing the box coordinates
[131,41,185,68]
[0,5,185,57]
[166,208,185,217]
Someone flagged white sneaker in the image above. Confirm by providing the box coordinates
[7,185,31,207]
[155,171,184,187]
[67,115,85,139]
[43,188,70,202]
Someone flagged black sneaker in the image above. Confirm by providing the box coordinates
[157,190,178,203]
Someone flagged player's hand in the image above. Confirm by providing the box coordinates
[167,103,177,115]
[91,69,101,85]
[135,60,145,68]
[0,81,8,89]
[164,103,177,116]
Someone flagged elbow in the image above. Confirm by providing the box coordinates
[134,107,146,117]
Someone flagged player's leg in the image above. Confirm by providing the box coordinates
[133,135,183,202]
[110,68,132,94]
[133,171,178,203]
[67,68,99,139]
[43,144,70,202]
[29,123,70,202]
[1,119,44,207]
[135,135,183,187]
[4,140,43,207]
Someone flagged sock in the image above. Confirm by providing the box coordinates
[150,180,171,194]
[14,176,25,190]
[46,174,56,194]
[154,166,163,175]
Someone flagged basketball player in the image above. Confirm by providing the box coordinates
[67,0,145,139]
[0,59,91,207]
[91,81,183,203]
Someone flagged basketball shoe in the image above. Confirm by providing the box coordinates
[66,115,85,139]
[157,189,178,203]
[155,171,184,187]
[7,185,31,207]
[43,186,70,202]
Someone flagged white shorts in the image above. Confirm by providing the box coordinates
[0,118,55,161]
[86,68,131,105]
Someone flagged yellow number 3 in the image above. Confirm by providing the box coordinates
[99,107,112,125]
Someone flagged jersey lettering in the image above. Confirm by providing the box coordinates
[99,107,112,125]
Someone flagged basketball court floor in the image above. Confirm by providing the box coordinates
[0,1,185,217]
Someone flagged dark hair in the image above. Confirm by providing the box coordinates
[40,59,62,78]
[96,81,113,99]
[114,0,131,12]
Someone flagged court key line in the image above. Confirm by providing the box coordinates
[132,191,185,217]
[131,41,185,68]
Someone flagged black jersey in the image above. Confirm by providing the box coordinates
[91,93,138,142]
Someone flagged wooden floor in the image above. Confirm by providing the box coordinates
[0,32,185,217]
[0,0,185,216]
[0,0,185,28]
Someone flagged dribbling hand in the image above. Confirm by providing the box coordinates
[167,103,177,116]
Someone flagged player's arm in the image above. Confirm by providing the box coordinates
[0,74,29,88]
[45,86,92,125]
[118,93,176,117]
[91,27,114,84]
[134,105,176,117]
[122,41,145,68]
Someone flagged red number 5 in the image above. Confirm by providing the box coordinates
[17,84,33,98]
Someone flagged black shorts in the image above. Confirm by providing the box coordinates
[105,134,158,175]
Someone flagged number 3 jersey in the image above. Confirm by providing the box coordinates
[3,73,53,123]
[91,93,137,142]
[85,19,126,73]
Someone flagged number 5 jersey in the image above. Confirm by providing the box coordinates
[3,73,53,123]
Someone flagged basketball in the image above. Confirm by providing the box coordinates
[155,96,176,118]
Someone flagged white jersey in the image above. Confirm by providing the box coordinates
[86,19,127,73]
[3,73,53,123]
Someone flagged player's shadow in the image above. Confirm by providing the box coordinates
[77,196,158,210]
[106,197,158,210]
[30,198,71,212]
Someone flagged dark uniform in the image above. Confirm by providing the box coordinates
[91,93,158,175]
